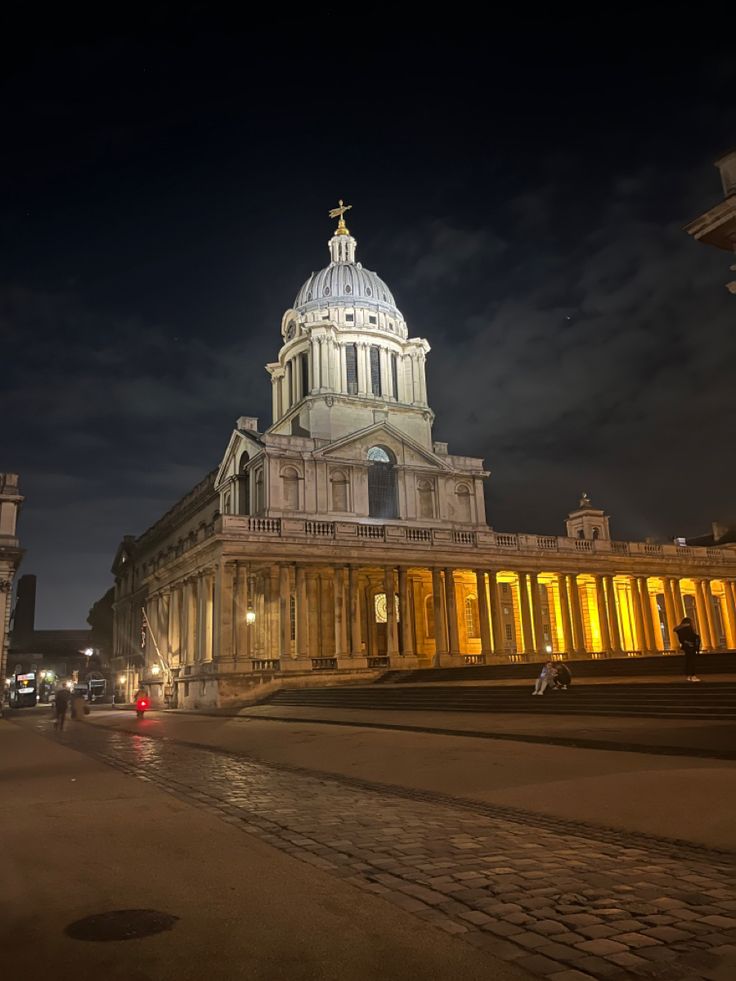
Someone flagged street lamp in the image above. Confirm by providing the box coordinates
[246,604,256,625]
[151,663,161,675]
[118,674,126,685]
[84,648,94,658]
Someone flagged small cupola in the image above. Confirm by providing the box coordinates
[565,492,611,541]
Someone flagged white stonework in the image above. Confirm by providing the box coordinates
[112,217,736,709]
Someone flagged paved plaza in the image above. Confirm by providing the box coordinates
[10,708,736,981]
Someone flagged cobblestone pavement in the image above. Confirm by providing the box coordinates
[38,719,736,981]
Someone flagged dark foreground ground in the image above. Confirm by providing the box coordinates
[3,704,736,981]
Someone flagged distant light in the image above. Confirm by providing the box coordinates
[118,674,126,684]
[40,670,46,679]
[246,608,256,625]
[545,645,553,653]
[151,663,161,675]
[66,681,74,689]
[84,648,94,657]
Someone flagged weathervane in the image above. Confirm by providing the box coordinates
[329,199,352,236]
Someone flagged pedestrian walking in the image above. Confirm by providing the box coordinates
[54,686,70,731]
[553,661,572,690]
[674,617,701,682]
[532,661,556,695]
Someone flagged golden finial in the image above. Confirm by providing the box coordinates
[328,199,352,236]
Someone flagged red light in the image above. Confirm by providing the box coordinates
[137,699,149,710]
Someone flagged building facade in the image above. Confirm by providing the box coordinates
[1,473,24,688]
[685,149,736,293]
[112,211,736,708]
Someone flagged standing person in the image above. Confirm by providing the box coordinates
[532,661,556,695]
[674,617,701,682]
[54,686,70,731]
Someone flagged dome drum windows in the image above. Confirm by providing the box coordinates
[345,343,358,395]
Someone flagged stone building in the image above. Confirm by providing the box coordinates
[0,473,24,686]
[112,209,736,708]
[685,149,736,293]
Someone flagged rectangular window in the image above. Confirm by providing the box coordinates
[289,595,296,642]
[370,346,381,395]
[300,352,309,398]
[390,353,399,399]
[345,312,354,322]
[505,624,513,641]
[286,361,293,407]
[369,315,377,324]
[345,343,358,395]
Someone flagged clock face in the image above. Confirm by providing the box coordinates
[286,320,297,340]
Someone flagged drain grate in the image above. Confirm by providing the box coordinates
[64,909,178,942]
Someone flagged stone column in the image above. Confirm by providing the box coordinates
[605,576,622,653]
[296,565,308,658]
[334,566,347,657]
[384,566,398,659]
[431,568,447,666]
[349,566,362,656]
[638,576,657,652]
[671,578,686,622]
[695,580,714,649]
[306,570,320,659]
[530,574,545,656]
[195,574,205,662]
[595,576,611,654]
[662,578,678,651]
[701,579,719,650]
[517,573,534,655]
[568,574,586,654]
[444,567,460,656]
[721,581,736,650]
[398,567,413,657]
[557,573,574,655]
[488,571,504,655]
[630,576,646,653]
[476,570,492,658]
[279,564,292,659]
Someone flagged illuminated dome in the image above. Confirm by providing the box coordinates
[292,210,406,335]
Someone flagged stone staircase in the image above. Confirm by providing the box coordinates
[266,680,736,720]
[375,650,736,684]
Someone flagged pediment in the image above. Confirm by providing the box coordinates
[314,421,451,471]
[215,430,264,490]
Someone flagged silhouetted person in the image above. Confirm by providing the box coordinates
[674,617,701,682]
[54,687,70,731]
[553,662,572,690]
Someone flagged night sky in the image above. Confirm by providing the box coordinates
[3,8,735,628]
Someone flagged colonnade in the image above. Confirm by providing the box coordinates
[129,565,736,674]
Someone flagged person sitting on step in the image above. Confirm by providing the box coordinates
[532,661,556,695]
[552,661,572,690]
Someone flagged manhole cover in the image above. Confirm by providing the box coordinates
[64,909,178,942]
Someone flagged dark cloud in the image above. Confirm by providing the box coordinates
[2,13,735,626]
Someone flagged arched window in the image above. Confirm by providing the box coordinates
[464,595,480,638]
[577,528,585,539]
[455,484,472,523]
[425,595,435,636]
[330,470,349,512]
[367,446,398,519]
[238,452,250,515]
[255,469,264,513]
[592,526,600,540]
[282,467,299,510]
[223,492,231,515]
[417,479,434,519]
